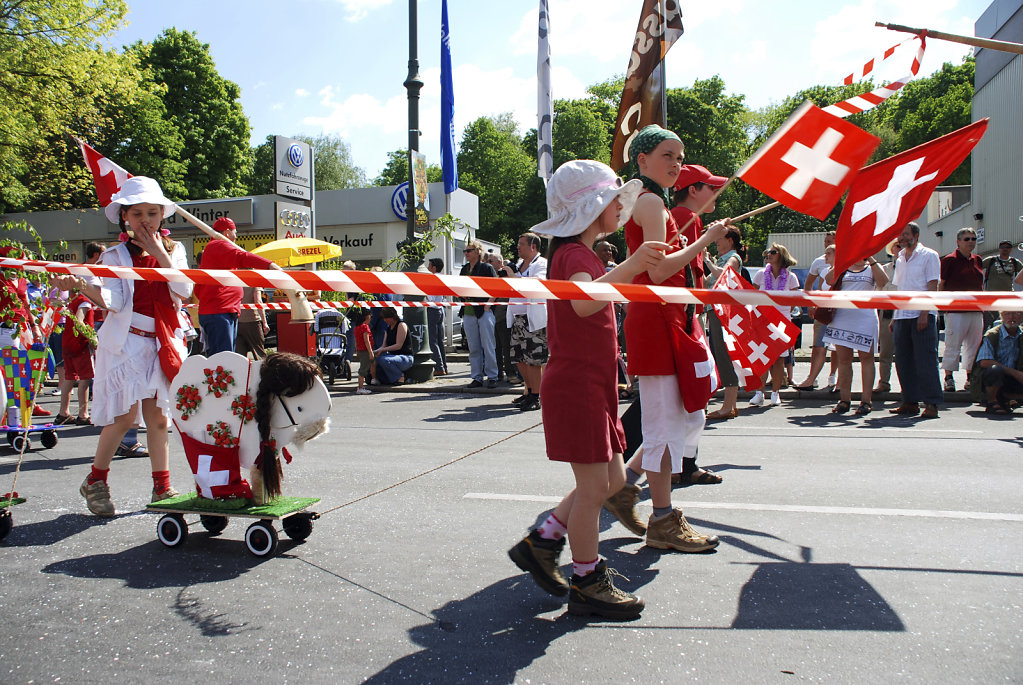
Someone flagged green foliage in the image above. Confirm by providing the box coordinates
[129,29,252,199]
[373,148,443,187]
[385,213,458,273]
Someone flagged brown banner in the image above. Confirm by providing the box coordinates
[610,0,685,172]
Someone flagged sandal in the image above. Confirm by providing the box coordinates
[831,400,851,414]
[53,414,74,425]
[985,402,1012,415]
[855,401,872,415]
[73,416,92,426]
[671,469,723,486]
[706,407,738,421]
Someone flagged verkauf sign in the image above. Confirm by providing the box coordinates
[274,136,312,201]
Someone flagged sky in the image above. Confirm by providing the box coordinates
[107,0,990,181]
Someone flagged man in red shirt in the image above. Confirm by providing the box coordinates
[196,218,279,355]
[938,226,985,392]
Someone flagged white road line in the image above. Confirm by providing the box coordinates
[464,493,1023,523]
[719,426,982,435]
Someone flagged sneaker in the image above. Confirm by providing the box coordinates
[770,391,781,406]
[519,394,541,412]
[508,529,569,596]
[511,395,528,406]
[80,477,115,517]
[355,388,372,395]
[827,373,837,388]
[486,379,498,389]
[645,508,719,553]
[567,561,645,619]
[602,483,646,536]
[32,406,51,417]
[151,486,180,503]
[944,376,955,392]
[370,378,381,386]
[114,442,149,458]
[467,379,483,389]
[749,391,765,407]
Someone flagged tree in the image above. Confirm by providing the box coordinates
[0,0,133,212]
[373,148,442,187]
[456,116,533,247]
[129,28,252,200]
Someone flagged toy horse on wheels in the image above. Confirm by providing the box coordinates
[148,351,331,557]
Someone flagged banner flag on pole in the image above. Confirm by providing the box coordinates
[440,0,458,195]
[537,0,554,182]
[73,137,132,206]
[736,101,881,220]
[833,118,988,275]
[610,0,684,172]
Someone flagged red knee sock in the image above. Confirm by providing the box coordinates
[88,467,109,484]
[152,470,171,493]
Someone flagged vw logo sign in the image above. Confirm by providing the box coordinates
[391,182,409,221]
[287,144,304,169]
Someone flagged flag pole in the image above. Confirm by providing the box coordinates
[875,21,1023,55]
[731,201,782,223]
[674,176,737,237]
[658,0,668,127]
[174,207,228,241]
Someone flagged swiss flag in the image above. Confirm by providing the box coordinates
[737,101,881,220]
[74,137,132,206]
[178,430,253,500]
[833,119,988,275]
[712,267,802,391]
[671,320,719,413]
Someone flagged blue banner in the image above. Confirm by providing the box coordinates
[440,0,458,195]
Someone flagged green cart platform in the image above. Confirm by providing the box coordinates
[146,492,320,557]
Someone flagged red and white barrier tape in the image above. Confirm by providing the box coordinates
[824,33,926,118]
[183,300,543,310]
[4,258,1022,312]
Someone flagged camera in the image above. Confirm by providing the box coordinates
[505,260,518,273]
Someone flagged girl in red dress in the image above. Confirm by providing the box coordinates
[508,160,667,619]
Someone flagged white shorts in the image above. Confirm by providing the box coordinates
[638,375,706,473]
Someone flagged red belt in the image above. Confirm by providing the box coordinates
[128,326,156,338]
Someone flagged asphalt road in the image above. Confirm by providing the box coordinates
[1,385,1021,684]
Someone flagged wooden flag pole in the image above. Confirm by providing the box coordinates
[876,22,1023,55]
[174,207,228,241]
[673,176,736,238]
[731,201,782,223]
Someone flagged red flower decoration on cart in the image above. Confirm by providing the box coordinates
[231,394,256,425]
[175,384,202,420]
[206,420,240,448]
[203,365,235,398]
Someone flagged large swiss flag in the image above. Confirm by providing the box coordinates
[737,101,881,220]
[833,119,988,275]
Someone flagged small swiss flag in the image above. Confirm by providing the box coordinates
[737,101,881,220]
[178,430,253,500]
[74,137,132,207]
[672,321,719,413]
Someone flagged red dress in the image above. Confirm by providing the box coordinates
[624,192,697,375]
[539,242,625,464]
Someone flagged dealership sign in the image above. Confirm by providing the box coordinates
[274,135,312,201]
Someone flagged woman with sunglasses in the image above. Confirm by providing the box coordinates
[750,244,800,407]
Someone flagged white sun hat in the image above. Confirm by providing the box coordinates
[530,160,642,238]
[103,176,177,224]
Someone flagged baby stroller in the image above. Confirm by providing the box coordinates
[314,310,351,385]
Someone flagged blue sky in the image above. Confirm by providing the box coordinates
[109,0,988,181]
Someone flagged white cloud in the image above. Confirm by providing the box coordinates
[295,88,310,97]
[334,0,392,22]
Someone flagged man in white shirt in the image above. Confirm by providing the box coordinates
[500,232,548,411]
[889,222,942,418]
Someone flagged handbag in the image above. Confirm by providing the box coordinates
[811,271,845,325]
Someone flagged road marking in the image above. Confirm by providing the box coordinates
[464,493,1023,523]
[717,426,982,435]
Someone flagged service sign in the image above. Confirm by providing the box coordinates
[274,135,312,200]
[275,201,313,240]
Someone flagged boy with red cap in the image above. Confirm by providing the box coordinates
[196,217,279,355]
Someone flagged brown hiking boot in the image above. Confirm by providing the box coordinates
[645,508,719,553]
[508,529,569,596]
[567,561,645,619]
[80,477,115,518]
[603,483,646,536]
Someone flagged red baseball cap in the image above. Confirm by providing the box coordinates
[673,165,728,191]
[212,217,236,233]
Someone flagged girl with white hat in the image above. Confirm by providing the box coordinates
[508,159,667,619]
[64,177,193,517]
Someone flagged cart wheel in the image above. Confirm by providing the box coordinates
[327,365,336,386]
[11,434,29,452]
[245,521,279,557]
[0,510,12,541]
[199,514,228,536]
[6,432,16,447]
[282,512,314,541]
[157,513,188,548]
[40,430,57,449]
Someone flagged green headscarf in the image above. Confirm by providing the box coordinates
[628,125,682,166]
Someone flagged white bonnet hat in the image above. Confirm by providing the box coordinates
[530,160,642,238]
[104,176,177,224]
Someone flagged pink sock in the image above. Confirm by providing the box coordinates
[536,512,567,541]
[573,557,599,577]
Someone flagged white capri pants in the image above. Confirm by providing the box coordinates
[638,374,705,473]
[941,312,984,373]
